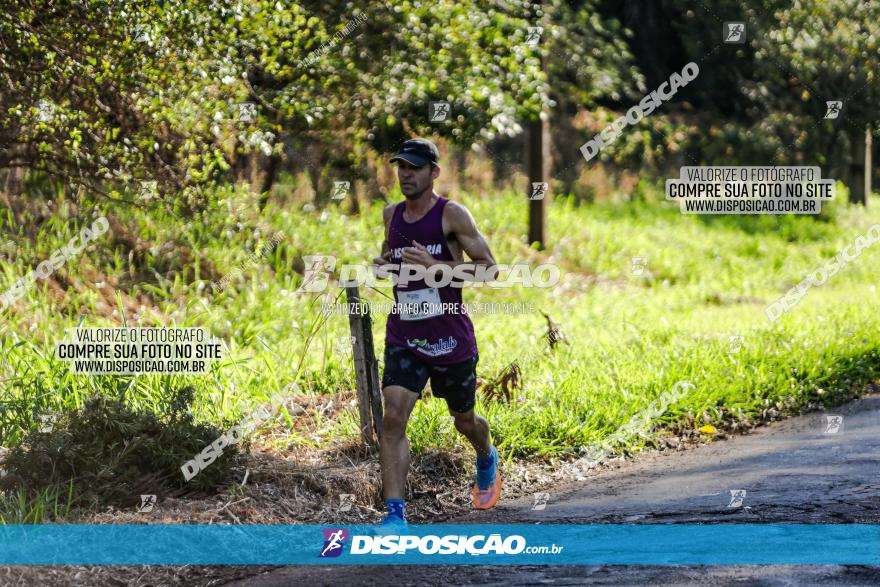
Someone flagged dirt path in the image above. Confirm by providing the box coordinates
[223,393,880,586]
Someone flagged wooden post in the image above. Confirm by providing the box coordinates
[345,285,383,445]
[526,1,548,250]
[527,119,548,249]
[865,125,873,204]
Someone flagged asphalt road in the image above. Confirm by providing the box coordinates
[224,393,880,586]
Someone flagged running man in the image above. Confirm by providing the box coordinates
[372,138,500,530]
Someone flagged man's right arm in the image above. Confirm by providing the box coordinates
[373,203,396,270]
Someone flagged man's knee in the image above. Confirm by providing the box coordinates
[383,390,415,437]
[452,409,477,432]
[383,406,408,435]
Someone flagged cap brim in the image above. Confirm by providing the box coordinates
[390,154,432,167]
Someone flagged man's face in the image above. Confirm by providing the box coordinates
[396,161,438,199]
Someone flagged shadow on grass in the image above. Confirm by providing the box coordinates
[0,389,241,522]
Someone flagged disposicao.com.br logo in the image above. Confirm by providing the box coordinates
[320,528,349,558]
[319,528,564,557]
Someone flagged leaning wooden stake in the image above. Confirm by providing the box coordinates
[345,285,383,446]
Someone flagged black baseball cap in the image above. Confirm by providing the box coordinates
[390,138,439,168]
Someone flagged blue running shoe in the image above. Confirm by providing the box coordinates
[374,513,409,536]
[473,445,501,509]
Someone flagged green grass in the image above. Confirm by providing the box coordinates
[0,184,878,519]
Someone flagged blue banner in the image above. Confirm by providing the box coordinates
[0,524,878,565]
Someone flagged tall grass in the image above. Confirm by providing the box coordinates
[0,184,878,519]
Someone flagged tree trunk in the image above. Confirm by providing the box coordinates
[3,167,25,198]
[256,152,281,211]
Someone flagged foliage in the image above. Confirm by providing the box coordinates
[0,0,552,208]
[579,0,880,171]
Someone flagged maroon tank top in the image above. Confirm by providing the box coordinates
[385,196,478,364]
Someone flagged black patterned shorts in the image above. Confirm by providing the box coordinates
[381,345,479,413]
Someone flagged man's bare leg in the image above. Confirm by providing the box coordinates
[380,385,419,499]
[450,407,491,458]
[452,406,501,509]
